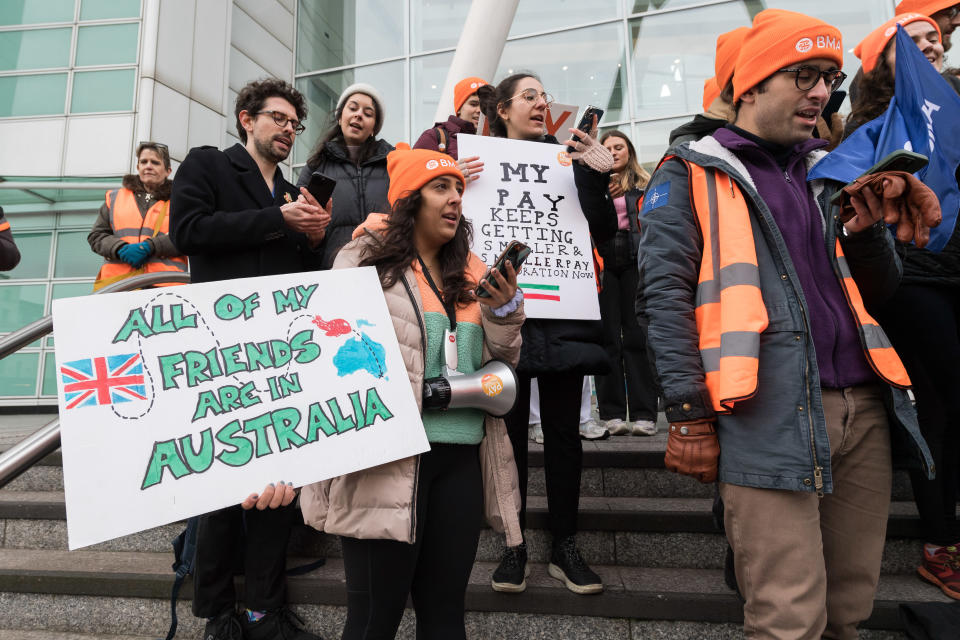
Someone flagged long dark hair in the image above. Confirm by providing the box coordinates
[477,72,540,139]
[846,51,895,136]
[359,191,476,309]
[306,93,382,167]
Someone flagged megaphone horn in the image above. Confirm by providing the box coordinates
[421,359,518,417]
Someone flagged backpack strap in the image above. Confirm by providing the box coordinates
[165,516,199,640]
[435,127,447,153]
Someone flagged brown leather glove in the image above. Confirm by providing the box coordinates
[837,170,942,248]
[664,419,719,484]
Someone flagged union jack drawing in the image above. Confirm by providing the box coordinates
[60,354,146,410]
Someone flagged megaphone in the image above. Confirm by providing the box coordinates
[422,359,518,417]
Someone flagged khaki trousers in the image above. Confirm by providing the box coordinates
[720,386,892,640]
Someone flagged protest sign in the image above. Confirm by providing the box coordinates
[545,102,578,138]
[458,134,600,320]
[53,267,427,550]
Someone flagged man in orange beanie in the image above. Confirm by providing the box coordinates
[670,26,749,147]
[896,1,960,50]
[639,8,931,639]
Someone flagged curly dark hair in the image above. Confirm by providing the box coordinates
[845,52,895,136]
[234,78,307,143]
[358,191,476,310]
[477,72,540,138]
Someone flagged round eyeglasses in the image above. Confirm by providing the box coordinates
[507,88,555,106]
[256,110,306,135]
[777,66,847,93]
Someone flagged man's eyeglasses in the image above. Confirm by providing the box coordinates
[507,88,555,106]
[778,66,847,93]
[257,110,306,134]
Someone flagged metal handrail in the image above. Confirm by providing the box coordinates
[0,271,191,488]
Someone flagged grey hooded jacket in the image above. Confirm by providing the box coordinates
[638,135,934,493]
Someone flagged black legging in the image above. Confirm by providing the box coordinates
[340,443,482,640]
[193,501,296,617]
[876,283,960,545]
[595,232,659,422]
[504,372,583,539]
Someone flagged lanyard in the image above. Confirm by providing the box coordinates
[417,255,460,376]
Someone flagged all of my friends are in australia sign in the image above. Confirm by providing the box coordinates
[458,134,601,321]
[53,267,427,550]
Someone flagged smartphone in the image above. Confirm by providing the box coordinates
[820,90,846,124]
[829,149,929,206]
[306,173,336,207]
[476,240,531,298]
[566,106,604,152]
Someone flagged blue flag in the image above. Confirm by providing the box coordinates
[808,25,960,251]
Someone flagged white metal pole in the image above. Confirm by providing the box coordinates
[432,0,520,124]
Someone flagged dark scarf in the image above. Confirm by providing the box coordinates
[122,174,172,201]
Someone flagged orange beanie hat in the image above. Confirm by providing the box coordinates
[453,77,488,115]
[733,9,844,103]
[703,26,751,110]
[854,14,941,72]
[387,143,464,206]
[895,1,957,15]
[716,26,751,90]
[702,77,721,111]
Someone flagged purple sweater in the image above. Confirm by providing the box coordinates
[712,127,875,389]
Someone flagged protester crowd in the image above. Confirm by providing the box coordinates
[50,0,960,638]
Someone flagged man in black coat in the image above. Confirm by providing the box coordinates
[170,78,326,640]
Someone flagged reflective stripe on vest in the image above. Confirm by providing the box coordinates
[834,241,911,388]
[678,159,912,410]
[96,188,187,285]
[685,162,768,413]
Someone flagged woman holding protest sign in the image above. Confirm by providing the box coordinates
[845,14,960,599]
[300,143,524,639]
[476,73,617,595]
[297,83,394,269]
[413,76,486,184]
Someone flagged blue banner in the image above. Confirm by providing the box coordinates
[808,26,960,251]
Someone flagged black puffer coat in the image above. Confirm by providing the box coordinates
[296,137,393,269]
[516,135,617,375]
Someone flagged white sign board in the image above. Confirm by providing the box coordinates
[459,134,601,320]
[53,267,427,550]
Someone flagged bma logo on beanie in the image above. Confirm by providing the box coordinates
[796,37,813,53]
[426,159,439,170]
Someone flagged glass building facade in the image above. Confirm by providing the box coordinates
[0,0,906,404]
[292,0,897,174]
[1,0,142,404]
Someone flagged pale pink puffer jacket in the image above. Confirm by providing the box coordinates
[300,233,524,546]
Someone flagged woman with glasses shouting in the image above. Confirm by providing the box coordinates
[476,73,617,596]
[297,83,394,270]
[88,141,187,290]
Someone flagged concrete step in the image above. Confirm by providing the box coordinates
[0,549,946,636]
[1,441,919,502]
[0,491,940,574]
[0,632,154,640]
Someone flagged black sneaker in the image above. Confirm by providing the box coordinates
[203,611,243,640]
[242,607,322,640]
[491,542,529,593]
[548,536,603,594]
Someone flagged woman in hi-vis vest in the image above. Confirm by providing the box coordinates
[88,141,187,289]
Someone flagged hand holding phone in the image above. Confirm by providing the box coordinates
[830,149,929,207]
[566,106,604,153]
[477,240,530,299]
[306,173,336,207]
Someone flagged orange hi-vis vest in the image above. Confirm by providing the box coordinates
[677,159,911,413]
[95,188,187,289]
